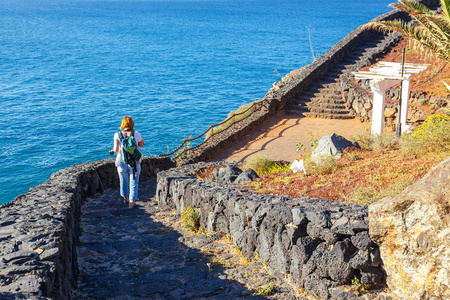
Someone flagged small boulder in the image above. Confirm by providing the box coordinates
[233,168,259,184]
[311,133,359,163]
[212,165,242,184]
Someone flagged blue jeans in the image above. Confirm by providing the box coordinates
[117,164,141,201]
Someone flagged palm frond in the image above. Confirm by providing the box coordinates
[426,15,450,41]
[440,0,450,19]
[364,19,421,36]
[391,0,432,15]
[365,0,450,62]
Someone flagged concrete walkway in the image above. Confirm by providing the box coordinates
[212,112,370,163]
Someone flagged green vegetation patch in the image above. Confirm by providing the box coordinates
[244,155,291,175]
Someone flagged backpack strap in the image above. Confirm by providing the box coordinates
[118,131,124,141]
[118,131,134,140]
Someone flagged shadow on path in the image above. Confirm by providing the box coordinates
[211,112,369,163]
[74,180,272,300]
[237,117,302,162]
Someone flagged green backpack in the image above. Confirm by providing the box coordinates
[118,131,142,179]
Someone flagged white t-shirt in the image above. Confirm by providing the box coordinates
[114,131,143,167]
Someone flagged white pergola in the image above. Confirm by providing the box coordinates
[353,61,429,135]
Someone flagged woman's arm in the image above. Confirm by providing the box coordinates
[138,140,145,147]
[112,136,121,154]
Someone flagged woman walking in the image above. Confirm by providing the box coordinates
[111,116,144,208]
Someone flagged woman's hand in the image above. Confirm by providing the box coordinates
[112,137,121,154]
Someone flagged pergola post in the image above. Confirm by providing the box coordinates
[400,76,412,133]
[370,79,401,135]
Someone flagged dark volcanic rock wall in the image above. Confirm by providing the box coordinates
[156,162,385,298]
[0,157,175,299]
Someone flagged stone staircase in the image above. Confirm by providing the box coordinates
[286,33,389,119]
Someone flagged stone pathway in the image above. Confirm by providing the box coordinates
[75,180,303,300]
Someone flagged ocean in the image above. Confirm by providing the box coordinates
[0,0,392,205]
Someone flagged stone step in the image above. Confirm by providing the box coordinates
[334,63,354,70]
[285,109,308,116]
[285,32,391,120]
[309,101,347,109]
[288,101,347,110]
[351,39,384,53]
[325,68,345,76]
[365,40,383,47]
[303,112,355,119]
[318,86,342,93]
[347,54,363,60]
[340,56,361,65]
[348,48,368,56]
[286,103,310,112]
[309,81,340,89]
[315,93,344,101]
[321,75,341,82]
[297,93,343,103]
[303,89,341,98]
[308,107,350,115]
[353,45,370,52]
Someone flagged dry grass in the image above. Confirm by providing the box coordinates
[245,108,449,206]
[196,110,449,207]
[248,147,440,205]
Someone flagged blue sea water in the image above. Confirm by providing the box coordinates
[0,0,392,205]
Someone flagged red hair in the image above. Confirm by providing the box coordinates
[119,116,134,131]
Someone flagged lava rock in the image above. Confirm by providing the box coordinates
[351,231,373,251]
[233,169,259,184]
[331,238,358,262]
[349,250,370,270]
[212,165,242,184]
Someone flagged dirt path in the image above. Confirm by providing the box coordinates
[212,112,370,163]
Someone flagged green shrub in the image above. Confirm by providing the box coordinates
[353,127,374,150]
[351,276,371,292]
[372,133,398,153]
[353,127,397,153]
[376,174,416,199]
[305,155,338,175]
[351,174,417,205]
[255,283,276,296]
[244,155,290,175]
[308,131,320,150]
[400,113,450,157]
[181,206,200,233]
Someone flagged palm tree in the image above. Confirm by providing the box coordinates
[363,0,450,62]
